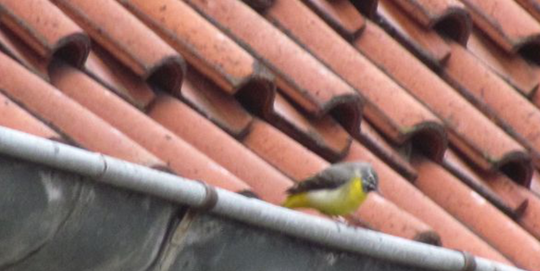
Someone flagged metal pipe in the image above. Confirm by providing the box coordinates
[0,127,524,271]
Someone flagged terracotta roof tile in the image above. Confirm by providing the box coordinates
[443,41,540,182]
[0,25,49,80]
[517,0,540,22]
[532,170,540,196]
[467,29,540,97]
[0,92,61,141]
[411,155,540,269]
[354,21,531,182]
[0,52,163,168]
[186,0,362,135]
[344,141,510,263]
[49,62,251,193]
[376,0,452,67]
[0,0,90,67]
[387,0,471,44]
[460,0,540,56]
[267,0,447,161]
[182,69,254,139]
[148,93,293,204]
[52,0,185,94]
[84,48,156,110]
[302,0,366,41]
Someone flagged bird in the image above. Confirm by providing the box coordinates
[282,162,379,217]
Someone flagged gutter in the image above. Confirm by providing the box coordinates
[0,126,523,271]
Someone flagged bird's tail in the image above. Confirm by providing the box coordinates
[282,193,309,209]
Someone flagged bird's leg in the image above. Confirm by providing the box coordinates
[334,216,349,225]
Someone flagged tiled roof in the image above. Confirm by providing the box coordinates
[2,0,540,269]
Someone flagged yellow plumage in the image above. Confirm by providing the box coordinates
[282,175,368,216]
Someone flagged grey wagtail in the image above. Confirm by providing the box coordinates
[282,162,379,216]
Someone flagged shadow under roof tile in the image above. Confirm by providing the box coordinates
[267,0,447,162]
[52,0,185,94]
[460,0,540,60]
[186,0,362,136]
[0,92,61,141]
[0,25,49,80]
[343,140,510,263]
[356,193,441,245]
[467,29,540,97]
[0,0,90,67]
[50,62,251,193]
[442,149,523,218]
[355,21,532,183]
[358,121,418,181]
[267,93,352,162]
[443,41,540,181]
[349,0,379,18]
[376,0,452,67]
[84,48,156,110]
[0,52,163,168]
[387,0,471,44]
[302,0,366,41]
[119,0,275,111]
[182,69,254,139]
[148,93,294,204]
[412,155,540,270]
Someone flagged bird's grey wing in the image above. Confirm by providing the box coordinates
[286,163,354,194]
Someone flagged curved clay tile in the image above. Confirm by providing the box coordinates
[148,93,294,204]
[84,48,155,110]
[51,0,185,94]
[0,92,61,141]
[467,29,540,98]
[49,62,252,193]
[388,0,471,44]
[343,141,511,263]
[412,155,540,271]
[186,0,362,136]
[0,0,89,67]
[517,0,540,23]
[0,25,49,80]
[302,0,366,41]
[376,0,452,67]
[266,0,447,161]
[0,52,163,168]
[444,42,540,184]
[460,0,540,62]
[118,0,275,111]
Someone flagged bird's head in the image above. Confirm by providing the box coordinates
[357,165,378,193]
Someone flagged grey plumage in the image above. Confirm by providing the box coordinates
[286,162,378,194]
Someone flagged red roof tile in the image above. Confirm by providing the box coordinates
[302,0,366,40]
[0,0,90,67]
[52,0,185,93]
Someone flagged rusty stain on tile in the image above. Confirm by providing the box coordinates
[50,62,253,193]
[442,148,524,218]
[0,25,49,80]
[0,0,90,67]
[182,69,254,139]
[148,93,295,204]
[388,0,471,44]
[186,0,362,136]
[84,48,156,110]
[356,22,532,183]
[376,0,452,67]
[0,53,164,168]
[302,0,366,41]
[356,193,441,245]
[344,141,511,263]
[52,0,185,94]
[266,0,447,161]
[0,92,61,141]
[411,155,540,269]
[358,121,418,180]
[443,42,540,182]
[461,0,540,61]
[467,28,540,97]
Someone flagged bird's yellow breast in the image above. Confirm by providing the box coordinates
[282,177,368,216]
